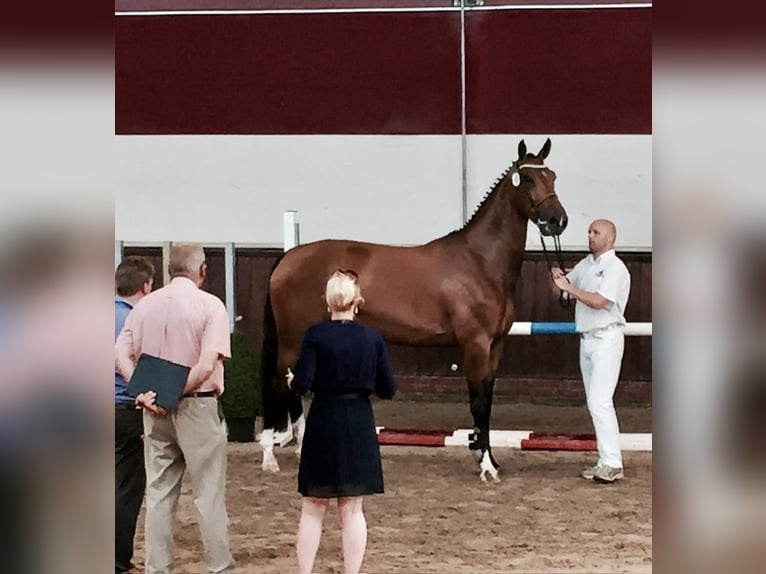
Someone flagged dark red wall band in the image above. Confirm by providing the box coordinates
[116,9,650,135]
[116,12,462,135]
[465,9,652,134]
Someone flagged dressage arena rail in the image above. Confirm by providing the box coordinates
[378,321,653,452]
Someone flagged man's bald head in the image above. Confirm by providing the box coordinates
[592,219,616,243]
[169,243,206,280]
[587,219,617,257]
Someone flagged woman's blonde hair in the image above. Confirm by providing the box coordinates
[325,269,364,313]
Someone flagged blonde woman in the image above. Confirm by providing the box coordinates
[286,269,396,574]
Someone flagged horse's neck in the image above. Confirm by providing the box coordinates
[458,181,528,290]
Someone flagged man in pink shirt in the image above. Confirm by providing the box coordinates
[116,243,235,574]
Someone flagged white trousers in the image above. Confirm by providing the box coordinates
[579,326,625,469]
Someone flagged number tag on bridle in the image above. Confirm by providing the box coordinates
[512,163,547,188]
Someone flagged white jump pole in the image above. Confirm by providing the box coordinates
[508,322,652,336]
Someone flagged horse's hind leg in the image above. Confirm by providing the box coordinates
[260,378,284,473]
[260,344,299,473]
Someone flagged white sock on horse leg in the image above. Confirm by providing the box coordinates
[259,428,274,448]
[293,414,306,457]
[479,451,500,482]
[259,428,281,472]
[293,414,306,442]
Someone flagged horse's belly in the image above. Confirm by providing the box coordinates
[365,314,456,347]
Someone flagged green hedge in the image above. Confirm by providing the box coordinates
[220,330,262,420]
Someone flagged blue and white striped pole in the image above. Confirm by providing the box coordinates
[508,322,652,336]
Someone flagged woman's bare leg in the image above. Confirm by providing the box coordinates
[337,496,367,574]
[296,497,328,574]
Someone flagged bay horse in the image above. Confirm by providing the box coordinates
[261,138,568,481]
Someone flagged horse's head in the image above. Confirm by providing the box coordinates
[510,138,568,237]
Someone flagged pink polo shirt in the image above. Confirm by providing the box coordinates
[116,277,231,393]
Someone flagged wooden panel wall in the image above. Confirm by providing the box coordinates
[122,246,652,404]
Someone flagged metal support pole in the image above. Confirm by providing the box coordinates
[459,1,468,224]
[283,210,299,251]
[114,240,123,269]
[224,242,236,333]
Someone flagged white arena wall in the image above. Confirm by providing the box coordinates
[115,133,651,250]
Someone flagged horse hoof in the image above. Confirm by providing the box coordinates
[479,451,500,483]
[479,467,500,483]
[261,454,281,473]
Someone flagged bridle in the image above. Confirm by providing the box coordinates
[511,162,571,308]
[513,163,558,211]
[539,232,570,307]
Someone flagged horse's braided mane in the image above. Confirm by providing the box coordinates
[439,164,514,240]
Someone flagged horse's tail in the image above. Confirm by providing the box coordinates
[260,288,279,396]
[261,255,291,432]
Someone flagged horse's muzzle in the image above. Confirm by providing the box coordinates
[537,214,568,236]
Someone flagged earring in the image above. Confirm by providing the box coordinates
[327,307,331,313]
[354,307,359,315]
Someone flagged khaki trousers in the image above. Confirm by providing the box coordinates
[143,398,235,574]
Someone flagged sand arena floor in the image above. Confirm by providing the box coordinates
[133,400,652,573]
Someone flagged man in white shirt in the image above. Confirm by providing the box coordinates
[552,219,631,483]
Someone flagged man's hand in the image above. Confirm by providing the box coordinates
[553,275,572,293]
[551,267,572,280]
[135,391,167,416]
[183,349,222,395]
[552,277,608,309]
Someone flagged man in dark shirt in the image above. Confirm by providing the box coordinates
[114,256,155,573]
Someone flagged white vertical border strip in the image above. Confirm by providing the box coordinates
[224,242,236,333]
[115,240,123,269]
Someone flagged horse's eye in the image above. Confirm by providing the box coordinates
[522,175,534,185]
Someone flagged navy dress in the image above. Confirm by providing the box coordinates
[291,320,396,498]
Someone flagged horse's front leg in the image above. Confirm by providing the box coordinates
[468,377,500,482]
[463,337,500,482]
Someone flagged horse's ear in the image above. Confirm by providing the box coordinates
[540,138,552,159]
[518,139,527,159]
